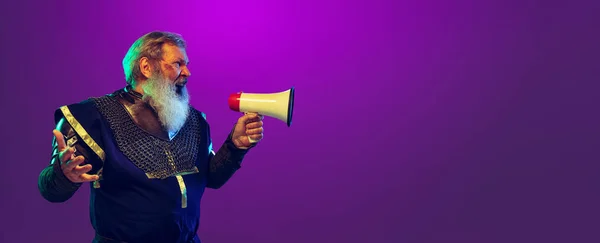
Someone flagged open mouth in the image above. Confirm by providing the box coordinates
[175,82,186,95]
[175,81,187,89]
[175,79,187,87]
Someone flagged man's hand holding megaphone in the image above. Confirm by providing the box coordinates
[230,112,264,149]
[227,87,295,149]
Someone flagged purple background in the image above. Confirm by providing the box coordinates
[1,0,599,242]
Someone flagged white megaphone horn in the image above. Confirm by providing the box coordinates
[228,87,295,143]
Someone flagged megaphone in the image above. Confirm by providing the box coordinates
[228,87,295,143]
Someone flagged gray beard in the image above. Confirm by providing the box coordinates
[141,75,190,138]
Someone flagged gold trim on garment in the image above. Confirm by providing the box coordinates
[59,105,106,188]
[60,106,106,161]
[176,175,188,208]
[147,147,198,208]
[144,170,196,208]
[144,167,199,179]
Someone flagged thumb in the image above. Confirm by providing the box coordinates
[241,112,259,123]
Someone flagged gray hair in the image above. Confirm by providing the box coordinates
[122,31,187,85]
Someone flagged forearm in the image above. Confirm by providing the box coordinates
[38,159,81,202]
[206,138,251,189]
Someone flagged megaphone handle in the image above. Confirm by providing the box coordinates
[244,112,258,144]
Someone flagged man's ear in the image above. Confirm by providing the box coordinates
[139,57,153,79]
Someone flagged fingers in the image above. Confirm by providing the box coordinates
[240,112,263,124]
[59,147,76,163]
[62,155,99,183]
[244,114,264,142]
[246,127,263,141]
[245,121,263,129]
[54,129,76,164]
[53,129,98,183]
[254,114,265,121]
[78,174,100,182]
[248,133,263,141]
[235,112,265,145]
[64,155,86,171]
[53,129,67,151]
[246,127,263,135]
[67,172,99,183]
[73,164,93,175]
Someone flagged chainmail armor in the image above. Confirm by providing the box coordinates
[91,95,204,179]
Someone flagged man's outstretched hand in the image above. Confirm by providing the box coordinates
[52,130,99,183]
[231,113,264,149]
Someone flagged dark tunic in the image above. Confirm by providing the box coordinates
[38,87,252,243]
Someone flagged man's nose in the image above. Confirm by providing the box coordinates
[181,66,191,77]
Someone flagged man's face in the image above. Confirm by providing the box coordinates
[141,43,192,134]
[155,43,191,93]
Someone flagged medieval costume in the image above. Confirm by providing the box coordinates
[38,86,252,243]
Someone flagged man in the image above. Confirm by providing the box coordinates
[37,31,264,243]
